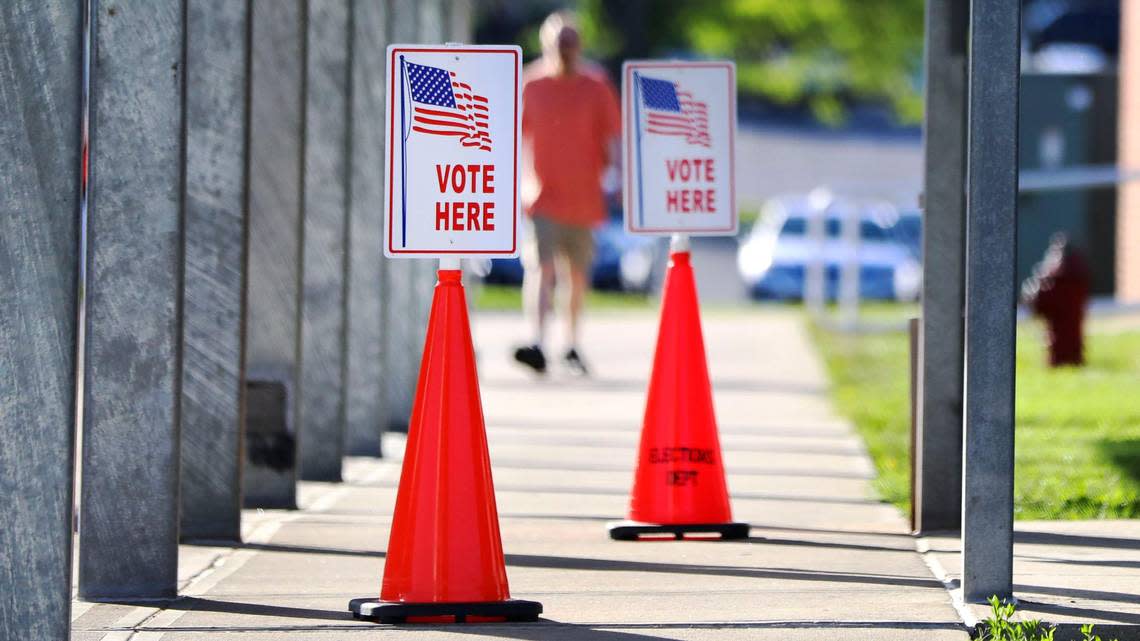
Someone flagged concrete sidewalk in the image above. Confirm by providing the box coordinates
[71,309,967,640]
[921,520,1140,639]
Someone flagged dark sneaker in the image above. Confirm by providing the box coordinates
[563,348,590,377]
[513,344,547,374]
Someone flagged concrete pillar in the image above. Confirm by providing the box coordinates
[344,0,390,456]
[960,0,1020,603]
[0,1,81,633]
[1118,0,1140,302]
[299,0,351,482]
[447,0,474,43]
[915,0,967,534]
[383,0,423,433]
[415,2,446,337]
[244,0,306,508]
[180,0,250,542]
[407,0,447,356]
[79,0,185,600]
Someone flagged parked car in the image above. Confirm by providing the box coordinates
[737,196,922,301]
[483,202,667,293]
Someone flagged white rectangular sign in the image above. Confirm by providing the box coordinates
[385,45,522,257]
[622,61,737,236]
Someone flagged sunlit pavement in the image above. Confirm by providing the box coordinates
[70,308,969,640]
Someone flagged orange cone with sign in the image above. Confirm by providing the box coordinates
[609,250,749,541]
[350,270,542,623]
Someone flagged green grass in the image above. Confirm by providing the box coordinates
[811,315,1140,520]
[474,284,655,312]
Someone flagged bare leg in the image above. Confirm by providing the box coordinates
[523,259,557,348]
[566,262,588,349]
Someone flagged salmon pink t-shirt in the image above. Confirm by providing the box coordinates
[521,61,621,228]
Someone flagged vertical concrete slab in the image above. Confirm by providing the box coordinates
[244,0,305,508]
[344,0,389,456]
[0,1,80,634]
[180,0,249,542]
[382,0,423,433]
[447,0,474,43]
[915,0,967,534]
[412,0,447,319]
[300,0,351,482]
[78,0,185,600]
[961,0,1020,603]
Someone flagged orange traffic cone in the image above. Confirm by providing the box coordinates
[350,269,542,623]
[609,249,749,541]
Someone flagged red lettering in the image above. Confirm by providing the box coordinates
[693,189,704,212]
[450,165,466,193]
[435,165,450,192]
[451,201,465,230]
[466,164,480,193]
[482,165,495,193]
[667,191,679,212]
[665,158,717,183]
[483,201,495,230]
[436,201,449,230]
[706,189,716,213]
[466,202,480,230]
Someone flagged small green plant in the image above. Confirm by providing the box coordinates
[976,598,1119,641]
[977,596,1054,641]
[1081,622,1119,641]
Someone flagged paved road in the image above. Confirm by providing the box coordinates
[70,309,966,640]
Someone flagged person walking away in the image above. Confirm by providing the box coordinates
[1021,233,1091,366]
[512,11,621,376]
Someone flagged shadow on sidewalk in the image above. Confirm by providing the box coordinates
[354,457,876,480]
[439,621,966,640]
[481,375,827,397]
[1013,530,1140,551]
[343,479,882,506]
[183,540,384,558]
[159,596,349,622]
[501,553,943,589]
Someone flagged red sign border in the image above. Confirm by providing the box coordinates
[386,46,520,256]
[623,61,737,235]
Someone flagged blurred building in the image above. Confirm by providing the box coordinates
[1118,0,1140,302]
[1020,0,1123,298]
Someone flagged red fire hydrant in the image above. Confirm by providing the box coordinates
[1021,233,1090,367]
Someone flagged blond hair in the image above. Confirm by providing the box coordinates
[539,10,579,53]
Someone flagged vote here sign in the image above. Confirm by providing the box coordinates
[385,45,522,257]
[622,61,737,236]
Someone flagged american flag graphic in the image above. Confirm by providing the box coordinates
[638,75,710,147]
[404,61,492,151]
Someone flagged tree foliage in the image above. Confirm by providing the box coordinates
[579,0,926,124]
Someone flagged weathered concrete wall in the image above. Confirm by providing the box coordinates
[180,0,249,542]
[381,0,435,434]
[344,0,390,456]
[0,1,80,634]
[78,0,185,600]
[448,0,474,44]
[915,0,966,534]
[299,0,351,482]
[244,0,305,508]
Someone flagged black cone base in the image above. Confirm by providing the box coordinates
[349,598,543,624]
[607,520,750,541]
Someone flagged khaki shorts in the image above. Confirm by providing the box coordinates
[523,215,596,274]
